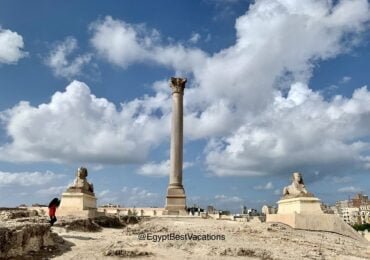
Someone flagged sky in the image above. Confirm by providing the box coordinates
[0,0,370,212]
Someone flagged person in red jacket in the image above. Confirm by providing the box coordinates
[48,198,60,226]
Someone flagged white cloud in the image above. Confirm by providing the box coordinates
[91,164,104,171]
[137,160,193,177]
[0,171,62,186]
[36,185,67,196]
[0,27,27,64]
[214,194,243,203]
[1,0,370,183]
[254,181,274,190]
[189,33,201,44]
[332,176,352,184]
[94,189,119,205]
[194,0,370,112]
[340,76,352,84]
[45,37,91,79]
[0,80,171,164]
[183,0,370,145]
[137,160,170,177]
[121,186,159,207]
[88,1,370,144]
[337,186,362,193]
[206,83,370,176]
[361,156,370,169]
[97,189,110,197]
[90,16,208,73]
[90,17,155,68]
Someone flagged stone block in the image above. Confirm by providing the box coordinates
[277,197,323,214]
[58,192,97,218]
[164,185,187,215]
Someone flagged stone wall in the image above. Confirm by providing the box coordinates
[98,207,165,217]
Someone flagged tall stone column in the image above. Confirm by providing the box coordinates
[164,77,187,215]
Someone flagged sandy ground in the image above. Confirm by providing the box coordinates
[51,217,370,260]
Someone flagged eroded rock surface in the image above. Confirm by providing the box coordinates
[0,208,67,259]
[0,208,38,221]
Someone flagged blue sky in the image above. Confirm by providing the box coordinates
[0,0,370,212]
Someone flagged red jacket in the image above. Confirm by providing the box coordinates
[49,206,56,217]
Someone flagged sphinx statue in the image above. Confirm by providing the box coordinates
[282,172,313,199]
[66,167,94,195]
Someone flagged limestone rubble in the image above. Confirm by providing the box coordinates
[0,208,64,259]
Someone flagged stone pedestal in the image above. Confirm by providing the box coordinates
[277,197,323,214]
[58,192,98,218]
[164,184,187,215]
[266,196,367,242]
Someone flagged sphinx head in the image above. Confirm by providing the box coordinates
[77,167,88,179]
[292,172,304,185]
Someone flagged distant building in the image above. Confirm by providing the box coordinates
[321,203,334,214]
[334,193,370,225]
[100,203,121,208]
[329,205,339,215]
[247,208,258,216]
[360,203,370,224]
[342,207,360,225]
[187,205,204,216]
[220,210,231,215]
[207,205,216,214]
[97,206,164,216]
[261,205,277,215]
[351,193,368,208]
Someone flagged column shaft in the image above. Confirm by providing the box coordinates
[169,92,183,186]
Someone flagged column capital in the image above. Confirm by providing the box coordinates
[170,77,187,95]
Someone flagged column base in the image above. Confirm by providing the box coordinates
[164,185,186,215]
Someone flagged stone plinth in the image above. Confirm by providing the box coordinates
[58,192,97,218]
[267,197,367,242]
[277,197,323,214]
[164,185,187,215]
[267,212,366,242]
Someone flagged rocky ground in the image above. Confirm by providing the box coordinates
[53,217,370,260]
[0,208,68,259]
[1,209,370,259]
[0,208,140,259]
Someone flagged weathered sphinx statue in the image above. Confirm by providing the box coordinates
[66,167,94,195]
[282,172,314,199]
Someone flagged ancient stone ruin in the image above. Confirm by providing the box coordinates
[0,208,65,258]
[58,167,99,218]
[164,77,187,215]
[266,172,367,242]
